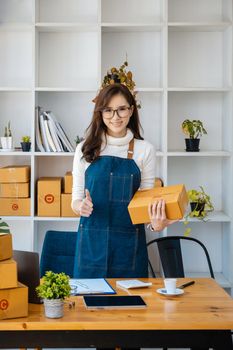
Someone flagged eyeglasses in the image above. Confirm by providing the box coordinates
[101,106,132,119]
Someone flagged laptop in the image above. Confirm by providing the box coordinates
[13,250,43,304]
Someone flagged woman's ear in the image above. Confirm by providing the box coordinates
[129,105,134,117]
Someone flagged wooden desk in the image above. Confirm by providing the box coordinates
[0,278,233,349]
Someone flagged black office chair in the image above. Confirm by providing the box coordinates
[147,235,215,279]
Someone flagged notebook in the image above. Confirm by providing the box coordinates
[83,295,147,309]
[69,278,116,295]
[13,250,43,304]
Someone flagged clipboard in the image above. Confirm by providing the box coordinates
[69,278,116,295]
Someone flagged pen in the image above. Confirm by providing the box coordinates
[177,280,195,289]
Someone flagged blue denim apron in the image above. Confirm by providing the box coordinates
[73,139,148,278]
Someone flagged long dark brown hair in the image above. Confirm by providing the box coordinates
[82,83,143,162]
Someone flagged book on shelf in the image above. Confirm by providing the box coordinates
[35,107,75,153]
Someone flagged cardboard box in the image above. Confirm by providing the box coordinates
[37,177,62,217]
[0,182,30,198]
[0,282,28,320]
[61,193,79,217]
[128,184,188,224]
[0,198,30,216]
[0,233,12,261]
[0,165,30,183]
[0,259,17,289]
[64,171,73,193]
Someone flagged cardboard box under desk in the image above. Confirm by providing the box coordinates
[64,171,73,194]
[0,259,17,289]
[61,193,79,217]
[0,165,30,183]
[0,233,12,261]
[0,198,30,216]
[0,182,30,198]
[128,184,188,224]
[0,282,28,320]
[37,177,62,217]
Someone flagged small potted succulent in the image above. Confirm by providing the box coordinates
[1,121,13,150]
[21,135,31,152]
[183,186,214,236]
[36,271,71,318]
[182,119,207,152]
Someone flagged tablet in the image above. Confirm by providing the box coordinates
[83,295,147,309]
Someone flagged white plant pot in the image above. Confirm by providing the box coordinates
[43,298,64,318]
[0,137,13,150]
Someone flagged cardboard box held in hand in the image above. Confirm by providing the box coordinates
[128,184,188,224]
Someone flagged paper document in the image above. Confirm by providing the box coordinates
[116,279,152,289]
[69,278,116,295]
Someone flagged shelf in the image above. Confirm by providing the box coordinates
[34,152,75,157]
[34,216,79,222]
[168,87,232,92]
[167,151,232,157]
[0,151,32,156]
[35,87,97,92]
[0,87,32,92]
[180,211,231,223]
[185,272,231,289]
[0,23,33,32]
[168,22,232,32]
[137,87,163,92]
[101,23,163,32]
[35,23,98,32]
[0,216,33,221]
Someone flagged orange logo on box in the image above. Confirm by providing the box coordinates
[0,299,9,310]
[12,203,18,211]
[45,194,54,204]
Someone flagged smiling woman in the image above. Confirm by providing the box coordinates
[71,83,176,279]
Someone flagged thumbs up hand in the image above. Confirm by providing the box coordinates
[78,189,93,217]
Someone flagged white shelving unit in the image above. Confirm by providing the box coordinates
[0,0,232,294]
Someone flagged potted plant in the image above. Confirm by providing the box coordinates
[75,135,84,145]
[36,271,71,318]
[0,121,13,151]
[0,218,10,234]
[183,186,214,236]
[21,136,31,152]
[182,119,207,152]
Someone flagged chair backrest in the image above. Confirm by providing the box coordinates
[40,230,77,278]
[147,236,215,279]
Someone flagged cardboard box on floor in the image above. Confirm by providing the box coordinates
[128,184,188,224]
[0,198,30,216]
[0,182,30,198]
[0,282,28,320]
[0,233,12,261]
[37,177,62,217]
[0,165,30,183]
[61,193,79,217]
[0,259,17,289]
[64,171,72,194]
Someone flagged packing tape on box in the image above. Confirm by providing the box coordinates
[0,183,20,197]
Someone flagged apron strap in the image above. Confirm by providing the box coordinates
[127,138,134,159]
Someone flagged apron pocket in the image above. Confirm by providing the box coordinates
[78,224,109,270]
[109,227,139,272]
[109,173,133,203]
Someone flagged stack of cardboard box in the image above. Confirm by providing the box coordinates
[37,173,79,217]
[0,232,28,319]
[0,165,30,216]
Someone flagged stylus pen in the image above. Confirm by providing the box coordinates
[177,280,195,289]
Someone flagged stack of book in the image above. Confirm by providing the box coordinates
[35,107,75,153]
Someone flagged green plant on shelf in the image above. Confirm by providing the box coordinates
[21,135,31,143]
[183,186,214,236]
[0,218,10,234]
[182,119,207,139]
[3,121,12,137]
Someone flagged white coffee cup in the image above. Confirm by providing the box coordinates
[164,278,177,294]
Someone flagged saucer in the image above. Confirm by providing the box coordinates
[156,288,184,296]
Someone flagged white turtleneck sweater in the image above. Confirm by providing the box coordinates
[71,129,156,212]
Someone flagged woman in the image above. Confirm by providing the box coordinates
[72,83,176,278]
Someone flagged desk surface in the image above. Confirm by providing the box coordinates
[1,278,233,331]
